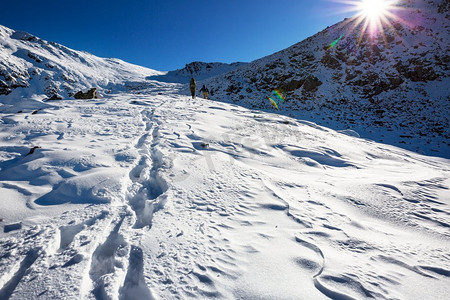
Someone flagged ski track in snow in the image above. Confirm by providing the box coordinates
[0,83,449,299]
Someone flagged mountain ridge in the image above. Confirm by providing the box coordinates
[0,24,161,101]
[146,61,248,83]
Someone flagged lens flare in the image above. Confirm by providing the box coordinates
[268,97,279,109]
[272,89,285,102]
[328,34,344,49]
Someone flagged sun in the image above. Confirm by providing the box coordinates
[327,0,404,42]
[357,0,391,22]
[353,0,400,36]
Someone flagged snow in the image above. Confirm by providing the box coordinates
[1,81,449,299]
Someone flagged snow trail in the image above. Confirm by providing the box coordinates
[0,247,41,299]
[119,245,154,300]
[88,216,127,299]
[126,107,169,229]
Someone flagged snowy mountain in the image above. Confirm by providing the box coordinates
[146,61,248,83]
[0,24,162,102]
[203,0,450,157]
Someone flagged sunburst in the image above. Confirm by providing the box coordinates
[328,0,407,46]
[354,0,399,36]
[358,0,392,23]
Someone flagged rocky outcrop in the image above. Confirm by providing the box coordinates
[302,76,322,92]
[0,79,10,95]
[47,94,63,100]
[280,79,304,92]
[74,88,98,99]
[0,67,29,95]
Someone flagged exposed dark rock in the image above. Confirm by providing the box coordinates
[407,66,439,82]
[26,146,41,155]
[395,60,440,82]
[47,94,63,101]
[0,79,11,95]
[385,34,395,43]
[438,0,450,14]
[74,88,98,99]
[44,83,59,99]
[371,45,381,56]
[11,31,37,42]
[196,0,448,156]
[335,50,348,62]
[280,79,304,92]
[274,74,293,83]
[302,76,322,92]
[27,51,42,63]
[387,76,404,88]
[0,68,29,94]
[393,22,403,31]
[61,74,76,83]
[226,84,241,95]
[321,53,340,69]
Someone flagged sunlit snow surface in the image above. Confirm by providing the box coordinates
[0,82,449,299]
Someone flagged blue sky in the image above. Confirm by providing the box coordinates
[1,0,354,71]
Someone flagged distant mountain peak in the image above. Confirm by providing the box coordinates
[146,61,248,83]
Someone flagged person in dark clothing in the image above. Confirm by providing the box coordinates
[190,77,196,99]
[200,84,209,99]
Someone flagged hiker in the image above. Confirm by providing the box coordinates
[190,77,196,99]
[200,84,209,99]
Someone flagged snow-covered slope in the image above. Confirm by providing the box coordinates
[0,24,162,101]
[0,83,449,299]
[203,0,450,157]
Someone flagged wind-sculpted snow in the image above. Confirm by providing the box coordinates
[0,81,449,299]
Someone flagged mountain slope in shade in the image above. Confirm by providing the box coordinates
[203,0,449,157]
[0,24,161,101]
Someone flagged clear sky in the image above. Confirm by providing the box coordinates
[0,0,355,71]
